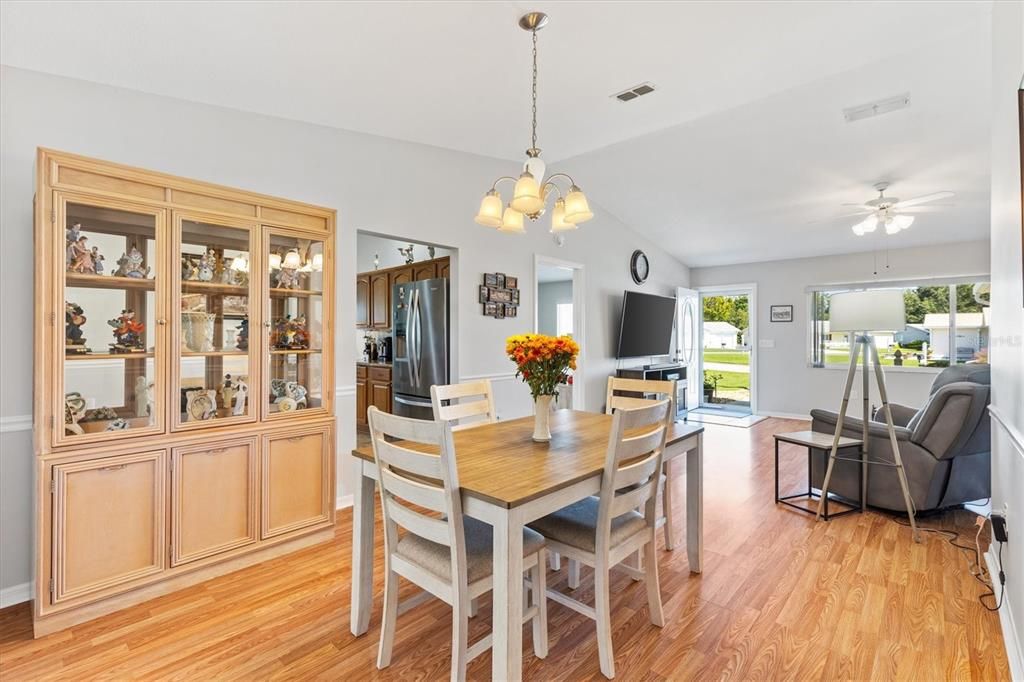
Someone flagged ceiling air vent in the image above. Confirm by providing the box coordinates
[613,82,656,102]
[843,93,911,122]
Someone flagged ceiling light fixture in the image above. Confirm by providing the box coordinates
[847,182,950,238]
[474,11,594,235]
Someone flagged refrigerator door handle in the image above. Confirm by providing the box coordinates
[411,289,422,387]
[394,395,433,408]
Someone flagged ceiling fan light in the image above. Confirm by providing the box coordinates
[498,206,526,233]
[510,170,544,214]
[550,198,577,232]
[852,222,866,236]
[563,185,594,223]
[851,214,877,236]
[474,190,504,228]
[892,215,914,232]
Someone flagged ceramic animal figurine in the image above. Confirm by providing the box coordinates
[398,244,415,265]
[114,245,150,279]
[270,378,288,402]
[285,381,308,409]
[65,302,90,353]
[108,309,146,352]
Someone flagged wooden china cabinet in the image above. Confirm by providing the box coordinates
[32,149,336,636]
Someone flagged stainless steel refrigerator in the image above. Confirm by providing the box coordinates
[391,278,450,420]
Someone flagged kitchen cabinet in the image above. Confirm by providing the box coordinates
[369,271,390,329]
[413,261,437,281]
[262,426,332,539]
[356,364,391,427]
[355,365,368,426]
[355,274,370,328]
[356,257,449,330]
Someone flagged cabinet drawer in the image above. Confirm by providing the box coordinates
[171,438,258,566]
[262,427,332,538]
[356,365,368,379]
[51,451,167,604]
[368,367,391,382]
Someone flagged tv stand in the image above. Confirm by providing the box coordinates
[615,364,688,417]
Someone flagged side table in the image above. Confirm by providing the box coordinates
[774,430,863,519]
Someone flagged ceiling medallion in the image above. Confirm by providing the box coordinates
[474,11,594,235]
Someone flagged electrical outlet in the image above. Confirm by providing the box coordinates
[992,513,1009,544]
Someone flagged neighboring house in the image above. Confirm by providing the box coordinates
[895,324,930,346]
[921,310,990,360]
[821,321,895,348]
[703,321,740,349]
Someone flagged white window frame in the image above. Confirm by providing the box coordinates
[806,274,990,373]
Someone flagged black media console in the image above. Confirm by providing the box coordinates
[614,364,688,419]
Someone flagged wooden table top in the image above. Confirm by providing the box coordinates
[352,409,703,509]
[773,430,862,449]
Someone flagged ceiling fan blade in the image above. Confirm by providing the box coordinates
[892,191,955,209]
[840,203,869,207]
[897,204,955,213]
[804,211,872,225]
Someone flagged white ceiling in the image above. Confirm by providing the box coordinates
[0,1,994,267]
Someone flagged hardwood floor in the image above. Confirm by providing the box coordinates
[0,418,1009,680]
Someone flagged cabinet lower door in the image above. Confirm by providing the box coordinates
[51,451,167,604]
[262,427,332,538]
[171,438,258,566]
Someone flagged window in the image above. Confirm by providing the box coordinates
[810,279,990,369]
[556,303,574,337]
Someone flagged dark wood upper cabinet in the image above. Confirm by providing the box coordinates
[413,261,437,281]
[355,274,370,329]
[369,271,390,329]
[438,258,450,279]
[356,257,449,331]
[390,266,413,288]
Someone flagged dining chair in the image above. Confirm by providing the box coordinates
[528,399,672,679]
[367,407,548,681]
[430,379,497,431]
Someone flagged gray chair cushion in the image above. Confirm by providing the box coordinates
[528,496,646,553]
[395,516,544,584]
[930,364,990,393]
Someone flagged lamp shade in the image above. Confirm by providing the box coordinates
[829,290,906,332]
[310,253,324,271]
[550,198,576,232]
[852,214,878,236]
[563,185,594,223]
[498,206,526,233]
[887,215,914,234]
[475,190,504,227]
[282,249,303,269]
[268,253,283,271]
[510,170,543,214]
[229,254,249,272]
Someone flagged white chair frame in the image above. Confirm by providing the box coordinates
[368,407,547,681]
[430,380,497,432]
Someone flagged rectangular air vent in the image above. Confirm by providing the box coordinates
[612,82,656,102]
[843,93,910,122]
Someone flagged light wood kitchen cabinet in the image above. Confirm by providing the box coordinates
[355,273,370,328]
[33,149,337,636]
[171,438,257,566]
[369,271,390,329]
[262,427,332,539]
[413,261,437,281]
[51,450,167,604]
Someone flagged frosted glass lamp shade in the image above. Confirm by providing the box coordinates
[498,206,526,233]
[563,185,594,223]
[268,253,283,271]
[829,290,906,332]
[887,215,914,234]
[475,190,504,227]
[282,249,303,269]
[510,170,543,214]
[550,198,576,232]
[310,253,324,271]
[852,215,878,236]
[229,254,249,272]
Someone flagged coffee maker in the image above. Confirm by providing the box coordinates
[378,335,393,363]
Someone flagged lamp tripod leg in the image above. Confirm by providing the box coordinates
[816,340,862,521]
[868,342,920,543]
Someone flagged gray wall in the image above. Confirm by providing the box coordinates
[0,66,690,599]
[988,1,1024,675]
[355,232,453,273]
[690,239,991,417]
[537,280,573,336]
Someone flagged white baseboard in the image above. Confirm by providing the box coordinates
[0,581,32,608]
[755,411,811,421]
[336,494,353,510]
[986,546,1024,682]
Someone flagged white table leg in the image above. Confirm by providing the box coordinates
[686,434,703,574]
[350,460,375,635]
[490,506,525,681]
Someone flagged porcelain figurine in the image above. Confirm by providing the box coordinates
[232,379,248,416]
[108,309,145,353]
[185,389,218,421]
[428,245,436,259]
[235,318,249,350]
[65,302,90,353]
[114,245,150,279]
[82,406,119,422]
[91,247,105,275]
[65,223,82,268]
[398,244,415,264]
[276,262,301,289]
[181,255,198,281]
[373,253,380,270]
[134,376,153,418]
[271,315,309,350]
[105,418,130,431]
[285,381,308,409]
[270,378,288,401]
[64,392,87,435]
[221,374,237,410]
[197,248,216,282]
[68,236,96,273]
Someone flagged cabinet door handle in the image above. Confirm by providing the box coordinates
[207,448,227,455]
[99,464,128,472]
[157,318,167,326]
[287,436,306,442]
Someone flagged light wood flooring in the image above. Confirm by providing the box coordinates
[0,418,1010,680]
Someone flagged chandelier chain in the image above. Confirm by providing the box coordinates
[531,28,538,151]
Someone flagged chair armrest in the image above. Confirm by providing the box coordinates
[871,403,918,427]
[811,409,913,442]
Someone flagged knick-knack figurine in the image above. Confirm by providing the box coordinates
[197,248,216,282]
[65,302,90,354]
[108,309,146,353]
[91,247,105,275]
[114,245,150,279]
[277,254,301,289]
[134,376,153,418]
[235,317,249,350]
[398,244,415,265]
[232,379,248,416]
[271,315,309,350]
[428,245,436,259]
[373,253,380,270]
[185,389,217,421]
[68,236,95,273]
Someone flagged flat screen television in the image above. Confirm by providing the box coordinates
[615,290,677,358]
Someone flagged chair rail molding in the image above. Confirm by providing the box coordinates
[989,405,1024,460]
[0,415,32,433]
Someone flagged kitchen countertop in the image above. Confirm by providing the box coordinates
[357,361,392,368]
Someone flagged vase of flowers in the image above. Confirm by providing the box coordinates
[506,333,580,442]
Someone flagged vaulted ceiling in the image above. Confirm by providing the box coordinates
[0,1,993,266]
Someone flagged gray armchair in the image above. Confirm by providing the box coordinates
[809,364,991,512]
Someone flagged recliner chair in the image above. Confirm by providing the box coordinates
[809,364,991,512]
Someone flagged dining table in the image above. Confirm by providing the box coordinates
[348,409,704,681]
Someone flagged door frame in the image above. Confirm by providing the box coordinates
[533,254,585,410]
[696,283,758,414]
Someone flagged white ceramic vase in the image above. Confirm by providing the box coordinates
[182,312,217,352]
[533,394,554,442]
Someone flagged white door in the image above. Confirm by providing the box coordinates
[676,287,700,411]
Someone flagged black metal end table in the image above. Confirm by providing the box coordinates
[773,430,863,520]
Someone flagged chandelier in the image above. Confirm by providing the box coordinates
[474,12,594,234]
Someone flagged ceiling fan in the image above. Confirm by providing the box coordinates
[840,182,955,236]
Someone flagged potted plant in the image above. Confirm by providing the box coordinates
[506,333,579,442]
[703,372,722,403]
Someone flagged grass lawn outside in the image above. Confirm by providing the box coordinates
[824,345,925,368]
[704,369,750,404]
[702,349,751,365]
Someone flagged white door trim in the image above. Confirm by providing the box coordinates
[696,283,758,414]
[534,255,585,410]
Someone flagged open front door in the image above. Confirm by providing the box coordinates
[676,287,700,412]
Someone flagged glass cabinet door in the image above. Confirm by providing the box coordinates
[263,229,326,418]
[174,216,258,429]
[57,193,167,446]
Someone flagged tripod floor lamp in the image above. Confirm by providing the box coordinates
[815,289,920,542]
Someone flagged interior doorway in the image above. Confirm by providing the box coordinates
[696,284,757,416]
[534,255,585,410]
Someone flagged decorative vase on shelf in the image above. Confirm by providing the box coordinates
[533,394,554,442]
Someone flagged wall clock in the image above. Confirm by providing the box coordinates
[630,250,649,285]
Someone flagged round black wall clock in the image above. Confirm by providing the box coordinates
[630,250,650,285]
